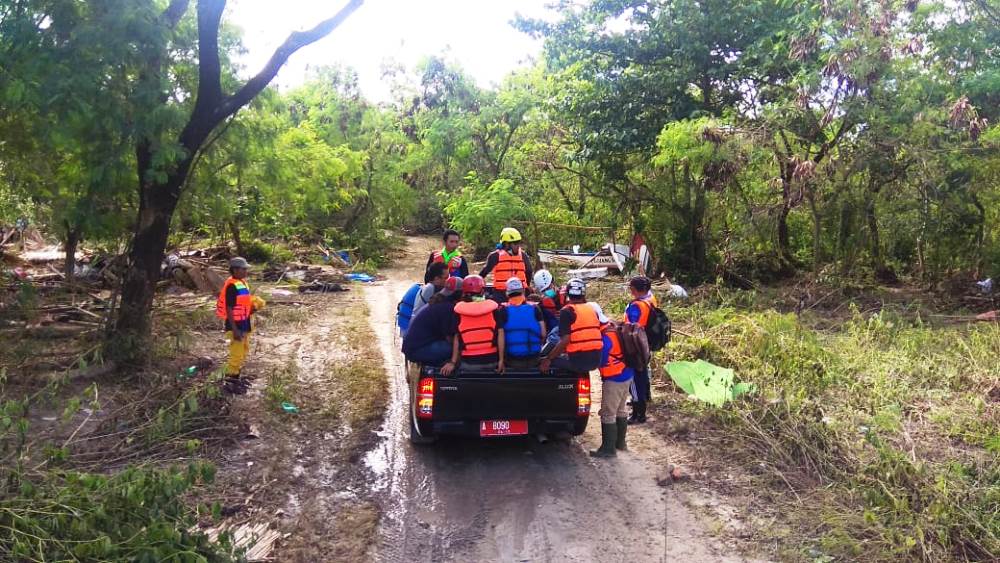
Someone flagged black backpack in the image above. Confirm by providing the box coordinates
[645,306,671,351]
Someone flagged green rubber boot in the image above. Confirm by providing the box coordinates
[615,417,628,451]
[589,423,618,458]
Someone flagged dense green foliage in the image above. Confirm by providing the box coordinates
[664,294,1000,560]
[4,1,997,282]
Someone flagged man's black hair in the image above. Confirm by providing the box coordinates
[442,229,460,241]
[629,276,652,293]
[425,261,448,283]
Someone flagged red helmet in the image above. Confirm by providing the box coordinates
[462,274,485,295]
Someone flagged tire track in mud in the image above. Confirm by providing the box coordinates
[362,238,759,563]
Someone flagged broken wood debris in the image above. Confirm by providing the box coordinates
[203,520,282,562]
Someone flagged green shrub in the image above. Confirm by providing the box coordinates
[240,240,294,265]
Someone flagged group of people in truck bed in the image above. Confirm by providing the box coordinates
[397,227,662,457]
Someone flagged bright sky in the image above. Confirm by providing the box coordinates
[228,0,555,102]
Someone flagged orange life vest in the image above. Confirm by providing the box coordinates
[493,249,526,291]
[598,325,627,379]
[216,277,253,321]
[566,303,603,353]
[455,300,499,357]
[626,294,659,328]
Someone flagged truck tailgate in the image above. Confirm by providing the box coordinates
[433,377,579,420]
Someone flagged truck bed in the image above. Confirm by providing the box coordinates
[408,363,591,443]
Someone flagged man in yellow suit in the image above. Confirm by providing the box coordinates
[215,257,264,394]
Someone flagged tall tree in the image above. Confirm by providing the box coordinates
[112,0,363,359]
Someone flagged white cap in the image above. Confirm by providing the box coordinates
[505,277,525,295]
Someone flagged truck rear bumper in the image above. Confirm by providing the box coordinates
[416,417,588,439]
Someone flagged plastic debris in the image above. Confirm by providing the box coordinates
[345,273,375,283]
[281,402,300,413]
[976,278,993,294]
[566,267,610,279]
[269,288,294,297]
[665,360,754,407]
[178,365,198,379]
[667,284,689,299]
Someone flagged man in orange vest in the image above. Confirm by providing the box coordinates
[625,276,657,423]
[591,317,634,457]
[215,257,262,394]
[539,278,602,374]
[442,275,502,376]
[426,229,469,278]
[479,227,532,303]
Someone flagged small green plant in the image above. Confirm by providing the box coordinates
[264,365,296,411]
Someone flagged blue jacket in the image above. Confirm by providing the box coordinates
[503,303,543,357]
[396,283,422,330]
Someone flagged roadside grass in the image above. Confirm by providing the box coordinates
[336,303,389,427]
[657,290,999,562]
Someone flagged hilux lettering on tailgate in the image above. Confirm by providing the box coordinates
[558,384,573,390]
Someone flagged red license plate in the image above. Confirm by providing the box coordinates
[479,419,528,437]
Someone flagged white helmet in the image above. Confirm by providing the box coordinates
[533,269,553,291]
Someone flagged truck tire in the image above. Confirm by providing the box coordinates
[571,418,589,436]
[409,414,436,445]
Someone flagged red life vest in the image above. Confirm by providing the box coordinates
[493,249,526,291]
[540,291,563,317]
[455,300,499,357]
[566,303,603,353]
[215,277,252,321]
[598,325,626,379]
[432,248,463,275]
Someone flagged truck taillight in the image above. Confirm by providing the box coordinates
[417,377,435,419]
[577,377,591,416]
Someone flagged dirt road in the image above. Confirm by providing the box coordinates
[363,238,750,563]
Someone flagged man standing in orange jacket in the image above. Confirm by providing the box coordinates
[215,257,263,394]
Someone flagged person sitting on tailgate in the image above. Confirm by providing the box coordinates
[441,275,501,376]
[539,278,603,374]
[495,278,545,370]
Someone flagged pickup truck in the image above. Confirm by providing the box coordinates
[407,362,591,444]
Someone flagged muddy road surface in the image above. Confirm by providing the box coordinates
[363,238,747,563]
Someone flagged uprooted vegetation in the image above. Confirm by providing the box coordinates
[650,287,999,561]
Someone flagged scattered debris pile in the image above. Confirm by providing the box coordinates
[164,253,228,294]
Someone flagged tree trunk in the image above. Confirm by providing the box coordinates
[230,220,244,257]
[837,196,855,275]
[776,173,794,268]
[866,196,881,269]
[692,181,708,278]
[808,187,821,273]
[64,227,80,286]
[971,192,986,278]
[111,167,186,362]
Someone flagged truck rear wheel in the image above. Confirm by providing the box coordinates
[409,415,436,445]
